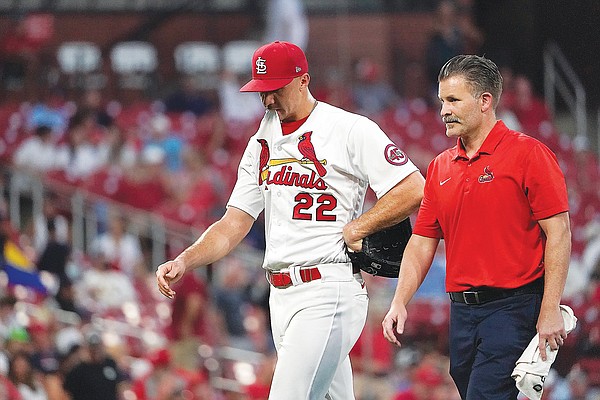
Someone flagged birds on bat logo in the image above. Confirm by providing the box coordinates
[256,132,328,188]
[297,131,327,177]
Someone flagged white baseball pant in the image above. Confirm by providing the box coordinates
[268,264,368,399]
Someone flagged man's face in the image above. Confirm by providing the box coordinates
[259,76,304,122]
[438,75,484,140]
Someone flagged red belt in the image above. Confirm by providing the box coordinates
[267,267,322,288]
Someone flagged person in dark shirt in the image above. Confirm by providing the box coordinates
[63,330,128,400]
[164,76,214,116]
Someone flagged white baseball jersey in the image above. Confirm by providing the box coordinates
[227,101,418,271]
[227,101,418,399]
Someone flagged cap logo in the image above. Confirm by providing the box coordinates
[255,56,267,75]
[295,66,302,73]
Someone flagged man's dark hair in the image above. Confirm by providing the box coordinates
[438,54,503,110]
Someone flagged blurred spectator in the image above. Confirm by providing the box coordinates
[0,373,22,400]
[29,192,69,257]
[263,0,309,50]
[7,351,49,400]
[55,110,103,181]
[26,92,68,135]
[89,210,144,279]
[243,353,276,400]
[143,114,185,173]
[424,0,482,104]
[351,304,396,400]
[494,64,523,131]
[35,219,70,279]
[510,75,553,135]
[131,348,187,399]
[0,16,44,92]
[497,102,523,132]
[218,70,265,125]
[27,321,60,378]
[97,122,138,171]
[455,0,484,54]
[392,362,446,400]
[572,220,600,296]
[53,326,83,369]
[79,89,113,128]
[74,247,138,313]
[159,147,223,228]
[63,330,129,400]
[311,67,355,112]
[548,364,600,400]
[51,277,86,319]
[119,145,169,211]
[212,257,252,350]
[351,57,401,116]
[0,296,21,342]
[12,125,58,175]
[164,76,215,117]
[132,348,210,400]
[165,271,216,370]
[425,1,465,84]
[4,327,33,359]
[36,220,71,288]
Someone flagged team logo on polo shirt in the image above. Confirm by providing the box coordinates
[478,166,494,183]
[384,144,408,166]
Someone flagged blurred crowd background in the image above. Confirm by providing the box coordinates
[0,0,599,399]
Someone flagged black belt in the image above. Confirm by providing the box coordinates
[448,278,544,305]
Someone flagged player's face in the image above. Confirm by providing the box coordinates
[438,75,485,140]
[259,76,305,122]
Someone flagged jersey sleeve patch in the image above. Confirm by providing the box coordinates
[384,144,408,166]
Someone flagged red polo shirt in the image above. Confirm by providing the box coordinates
[414,121,569,292]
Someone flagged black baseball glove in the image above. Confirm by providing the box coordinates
[347,218,412,278]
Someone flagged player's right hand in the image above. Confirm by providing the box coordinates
[382,302,409,347]
[156,259,186,299]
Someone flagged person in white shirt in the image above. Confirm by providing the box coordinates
[55,110,102,180]
[75,247,138,313]
[263,0,309,50]
[89,211,144,279]
[13,125,58,174]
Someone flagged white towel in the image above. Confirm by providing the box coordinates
[512,305,577,400]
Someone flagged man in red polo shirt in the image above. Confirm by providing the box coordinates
[383,54,571,399]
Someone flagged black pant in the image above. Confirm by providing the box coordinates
[449,293,542,399]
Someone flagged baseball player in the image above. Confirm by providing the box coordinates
[156,41,425,399]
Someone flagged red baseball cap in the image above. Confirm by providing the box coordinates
[239,41,308,92]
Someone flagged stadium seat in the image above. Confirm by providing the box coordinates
[57,41,101,74]
[221,40,261,75]
[56,41,105,90]
[174,41,220,74]
[174,41,221,89]
[110,41,158,90]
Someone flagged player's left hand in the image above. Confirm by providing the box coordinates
[536,305,567,361]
